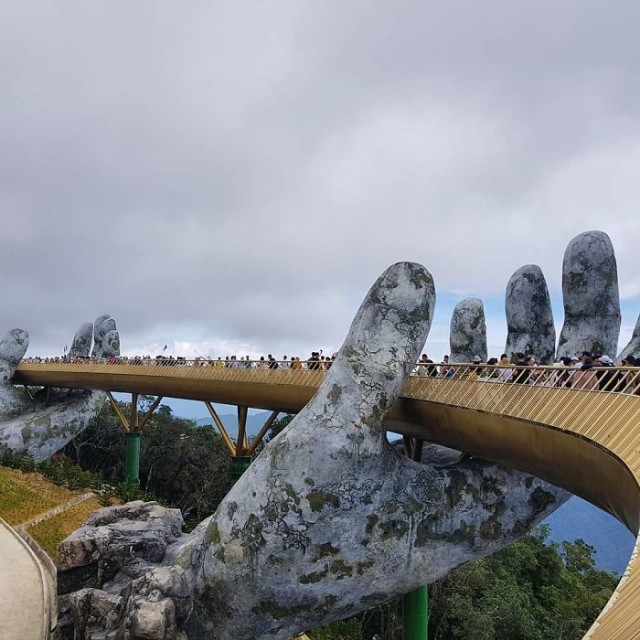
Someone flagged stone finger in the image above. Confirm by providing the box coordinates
[449,298,486,363]
[91,314,120,358]
[69,322,93,358]
[291,261,435,454]
[0,328,29,382]
[505,265,555,364]
[557,230,621,359]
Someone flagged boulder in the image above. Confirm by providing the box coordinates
[58,502,183,576]
[55,503,192,640]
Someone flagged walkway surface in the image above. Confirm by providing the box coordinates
[0,517,47,640]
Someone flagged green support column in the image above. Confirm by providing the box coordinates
[230,456,252,483]
[402,585,428,640]
[125,432,141,485]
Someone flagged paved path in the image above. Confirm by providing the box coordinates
[0,517,47,640]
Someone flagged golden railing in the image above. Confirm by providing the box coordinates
[12,360,640,639]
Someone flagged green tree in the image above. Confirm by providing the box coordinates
[265,413,294,442]
[428,526,619,640]
[62,399,232,522]
[252,413,295,455]
[140,409,231,520]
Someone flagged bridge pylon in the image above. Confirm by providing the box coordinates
[204,401,279,458]
[106,392,164,485]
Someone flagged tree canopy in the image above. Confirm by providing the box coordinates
[62,397,231,523]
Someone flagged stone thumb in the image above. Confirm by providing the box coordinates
[0,329,29,382]
[296,262,435,454]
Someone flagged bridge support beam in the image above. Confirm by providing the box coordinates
[204,403,280,458]
[106,392,164,486]
[204,402,236,455]
[402,437,429,640]
[246,410,279,456]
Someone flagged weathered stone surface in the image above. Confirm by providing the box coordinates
[0,316,119,459]
[0,329,32,418]
[0,391,106,461]
[449,298,487,363]
[0,328,29,370]
[69,323,94,358]
[129,595,176,639]
[59,502,183,574]
[102,329,121,357]
[55,503,191,640]
[557,231,621,359]
[55,263,571,640]
[92,315,118,358]
[619,312,640,361]
[505,265,556,364]
[63,589,124,639]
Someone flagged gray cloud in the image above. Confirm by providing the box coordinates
[1,1,639,358]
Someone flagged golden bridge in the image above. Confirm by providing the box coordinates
[11,360,640,640]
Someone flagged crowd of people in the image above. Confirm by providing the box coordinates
[415,351,640,393]
[23,351,339,370]
[20,348,640,394]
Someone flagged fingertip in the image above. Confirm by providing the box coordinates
[371,262,435,317]
[0,328,30,365]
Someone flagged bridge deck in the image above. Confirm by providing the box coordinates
[12,362,640,640]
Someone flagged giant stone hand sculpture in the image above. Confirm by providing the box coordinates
[0,315,119,460]
[56,264,568,640]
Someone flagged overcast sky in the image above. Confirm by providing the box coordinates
[2,1,639,361]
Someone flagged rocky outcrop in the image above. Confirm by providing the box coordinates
[505,265,556,364]
[59,502,183,576]
[449,298,487,363]
[56,502,191,640]
[557,231,621,359]
[618,313,640,362]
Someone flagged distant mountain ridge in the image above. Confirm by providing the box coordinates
[194,413,270,441]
